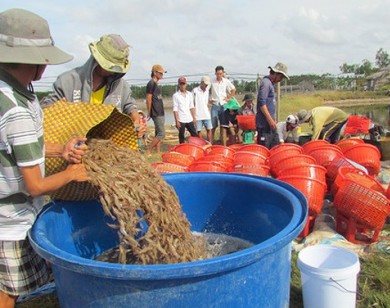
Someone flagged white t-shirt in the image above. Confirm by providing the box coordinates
[210,77,235,106]
[172,90,195,123]
[193,85,211,120]
[276,121,300,143]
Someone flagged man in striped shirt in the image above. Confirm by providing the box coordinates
[0,9,90,307]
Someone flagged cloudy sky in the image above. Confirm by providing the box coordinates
[3,0,390,89]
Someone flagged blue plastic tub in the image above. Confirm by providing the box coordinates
[29,173,307,307]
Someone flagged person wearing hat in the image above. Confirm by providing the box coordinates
[220,98,242,146]
[256,62,289,149]
[240,93,255,115]
[210,65,236,144]
[146,64,167,154]
[276,114,300,144]
[172,77,198,144]
[0,8,90,306]
[193,76,213,141]
[42,34,143,129]
[297,106,349,143]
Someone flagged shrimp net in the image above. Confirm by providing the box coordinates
[83,139,207,264]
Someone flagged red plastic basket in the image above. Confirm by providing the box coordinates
[171,143,206,160]
[233,151,268,165]
[302,140,329,154]
[230,164,270,176]
[268,149,303,170]
[306,145,344,168]
[236,115,256,130]
[162,152,194,166]
[229,143,244,151]
[269,143,303,156]
[197,155,234,171]
[277,164,327,184]
[238,144,270,157]
[336,138,364,152]
[278,175,327,215]
[325,156,356,181]
[344,115,371,135]
[343,144,381,176]
[333,166,385,196]
[273,154,317,177]
[151,162,188,174]
[207,145,235,159]
[334,179,390,229]
[188,161,228,172]
[188,136,210,146]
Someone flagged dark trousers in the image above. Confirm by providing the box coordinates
[257,127,280,149]
[319,120,348,144]
[178,122,198,143]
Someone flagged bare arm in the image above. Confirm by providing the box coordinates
[21,164,90,197]
[146,93,153,119]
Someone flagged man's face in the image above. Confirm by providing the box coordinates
[215,69,224,81]
[179,81,187,91]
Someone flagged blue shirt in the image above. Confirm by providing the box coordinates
[256,76,275,130]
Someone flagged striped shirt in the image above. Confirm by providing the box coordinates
[0,69,45,241]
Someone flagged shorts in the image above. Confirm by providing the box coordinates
[196,119,213,131]
[152,116,165,139]
[211,104,224,128]
[0,238,49,296]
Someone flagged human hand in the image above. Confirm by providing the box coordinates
[66,163,90,182]
[135,123,147,138]
[63,137,88,163]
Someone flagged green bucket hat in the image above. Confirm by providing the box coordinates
[0,8,73,65]
[89,34,130,73]
[224,98,241,110]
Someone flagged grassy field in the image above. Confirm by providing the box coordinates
[17,90,390,307]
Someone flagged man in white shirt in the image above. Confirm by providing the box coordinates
[276,114,300,143]
[193,76,212,141]
[173,77,198,143]
[210,66,236,143]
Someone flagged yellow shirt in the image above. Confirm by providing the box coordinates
[90,86,106,104]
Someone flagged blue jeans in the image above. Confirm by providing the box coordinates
[211,104,224,128]
[152,116,165,139]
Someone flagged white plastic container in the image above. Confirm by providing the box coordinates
[298,245,360,308]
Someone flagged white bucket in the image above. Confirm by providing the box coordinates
[297,245,360,308]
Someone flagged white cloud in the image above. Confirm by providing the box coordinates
[2,0,390,89]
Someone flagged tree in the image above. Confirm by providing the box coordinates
[375,48,390,68]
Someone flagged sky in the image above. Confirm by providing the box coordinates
[3,0,390,90]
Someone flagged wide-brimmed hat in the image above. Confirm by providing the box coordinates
[242,93,254,102]
[297,109,312,123]
[89,34,130,73]
[0,8,73,65]
[224,98,240,110]
[268,62,289,79]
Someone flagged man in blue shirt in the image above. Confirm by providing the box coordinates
[256,62,289,149]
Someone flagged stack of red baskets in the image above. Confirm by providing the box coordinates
[333,178,390,243]
[188,145,234,172]
[268,144,303,177]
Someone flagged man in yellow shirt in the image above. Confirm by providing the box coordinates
[297,106,349,143]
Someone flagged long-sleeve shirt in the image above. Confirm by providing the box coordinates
[172,90,195,123]
[309,107,348,140]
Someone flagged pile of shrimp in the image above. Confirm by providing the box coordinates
[83,139,206,264]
